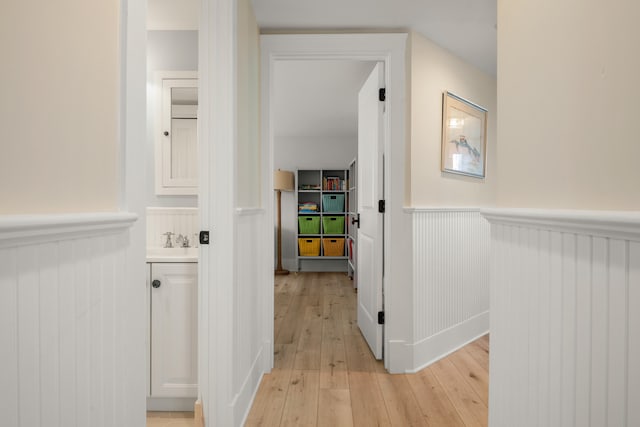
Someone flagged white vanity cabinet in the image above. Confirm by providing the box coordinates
[148,262,198,401]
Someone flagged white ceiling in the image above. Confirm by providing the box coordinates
[147,0,496,75]
[147,0,496,139]
[251,0,497,76]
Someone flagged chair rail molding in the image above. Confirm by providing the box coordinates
[0,212,137,248]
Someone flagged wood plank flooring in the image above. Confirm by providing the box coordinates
[246,272,489,427]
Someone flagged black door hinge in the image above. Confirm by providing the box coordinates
[378,311,385,325]
[378,200,386,213]
[199,231,210,245]
[379,88,386,102]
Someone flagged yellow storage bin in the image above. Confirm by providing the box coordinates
[322,238,345,257]
[298,238,320,256]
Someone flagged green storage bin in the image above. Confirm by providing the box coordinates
[322,194,345,212]
[298,216,320,234]
[322,216,345,234]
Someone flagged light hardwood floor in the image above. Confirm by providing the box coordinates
[246,272,489,427]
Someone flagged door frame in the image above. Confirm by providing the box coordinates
[260,34,407,371]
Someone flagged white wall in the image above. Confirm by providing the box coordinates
[275,135,356,271]
[146,30,198,208]
[0,0,119,214]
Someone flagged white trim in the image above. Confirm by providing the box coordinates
[408,311,489,374]
[121,0,149,422]
[404,206,482,213]
[0,212,137,248]
[147,206,198,213]
[261,33,408,373]
[199,0,237,426]
[233,346,265,425]
[481,208,640,241]
[235,207,265,216]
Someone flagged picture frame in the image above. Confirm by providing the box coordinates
[441,91,487,178]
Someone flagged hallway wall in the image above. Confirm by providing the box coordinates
[497,0,640,210]
[489,1,640,426]
[0,0,120,214]
[409,31,497,207]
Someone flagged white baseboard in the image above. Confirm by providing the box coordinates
[146,397,197,412]
[409,311,489,373]
[233,346,266,425]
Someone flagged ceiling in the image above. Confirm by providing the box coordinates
[147,0,496,139]
[147,0,496,75]
[252,0,496,76]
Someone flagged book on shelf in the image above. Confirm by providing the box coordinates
[299,184,321,190]
[323,177,344,191]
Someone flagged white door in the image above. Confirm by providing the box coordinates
[150,263,198,398]
[357,63,384,359]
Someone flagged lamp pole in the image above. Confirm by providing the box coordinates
[275,188,289,275]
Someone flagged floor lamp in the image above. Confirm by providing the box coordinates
[274,169,294,275]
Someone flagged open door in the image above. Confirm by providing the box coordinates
[357,62,384,359]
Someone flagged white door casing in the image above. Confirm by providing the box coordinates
[357,62,384,359]
[261,34,408,375]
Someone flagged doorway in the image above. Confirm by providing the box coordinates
[262,34,407,372]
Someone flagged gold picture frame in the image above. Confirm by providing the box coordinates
[441,91,487,178]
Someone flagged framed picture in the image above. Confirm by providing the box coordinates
[441,91,487,178]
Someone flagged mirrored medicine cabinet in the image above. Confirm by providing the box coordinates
[155,71,198,195]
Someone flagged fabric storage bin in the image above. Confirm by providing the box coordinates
[322,194,345,212]
[322,216,345,234]
[298,216,320,234]
[322,238,345,257]
[298,238,320,256]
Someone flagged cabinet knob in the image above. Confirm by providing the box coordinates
[152,279,161,288]
[163,131,169,136]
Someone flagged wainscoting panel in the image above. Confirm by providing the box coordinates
[483,209,640,427]
[146,207,199,248]
[0,213,137,427]
[409,208,490,371]
[234,208,269,424]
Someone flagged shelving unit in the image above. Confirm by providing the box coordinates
[347,159,357,287]
[296,169,349,271]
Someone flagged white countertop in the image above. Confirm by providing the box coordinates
[146,247,198,263]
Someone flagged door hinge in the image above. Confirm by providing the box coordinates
[378,311,385,325]
[379,88,386,102]
[378,200,386,213]
[199,231,210,245]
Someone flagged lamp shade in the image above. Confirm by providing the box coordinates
[274,169,294,191]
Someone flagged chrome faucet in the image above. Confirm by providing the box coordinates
[163,232,174,248]
[176,234,190,248]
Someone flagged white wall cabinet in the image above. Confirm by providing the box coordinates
[148,262,198,399]
[155,72,199,195]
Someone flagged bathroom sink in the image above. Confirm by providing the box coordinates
[146,247,198,262]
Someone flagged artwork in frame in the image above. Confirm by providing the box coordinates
[441,91,488,178]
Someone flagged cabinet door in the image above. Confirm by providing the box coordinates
[150,263,198,397]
